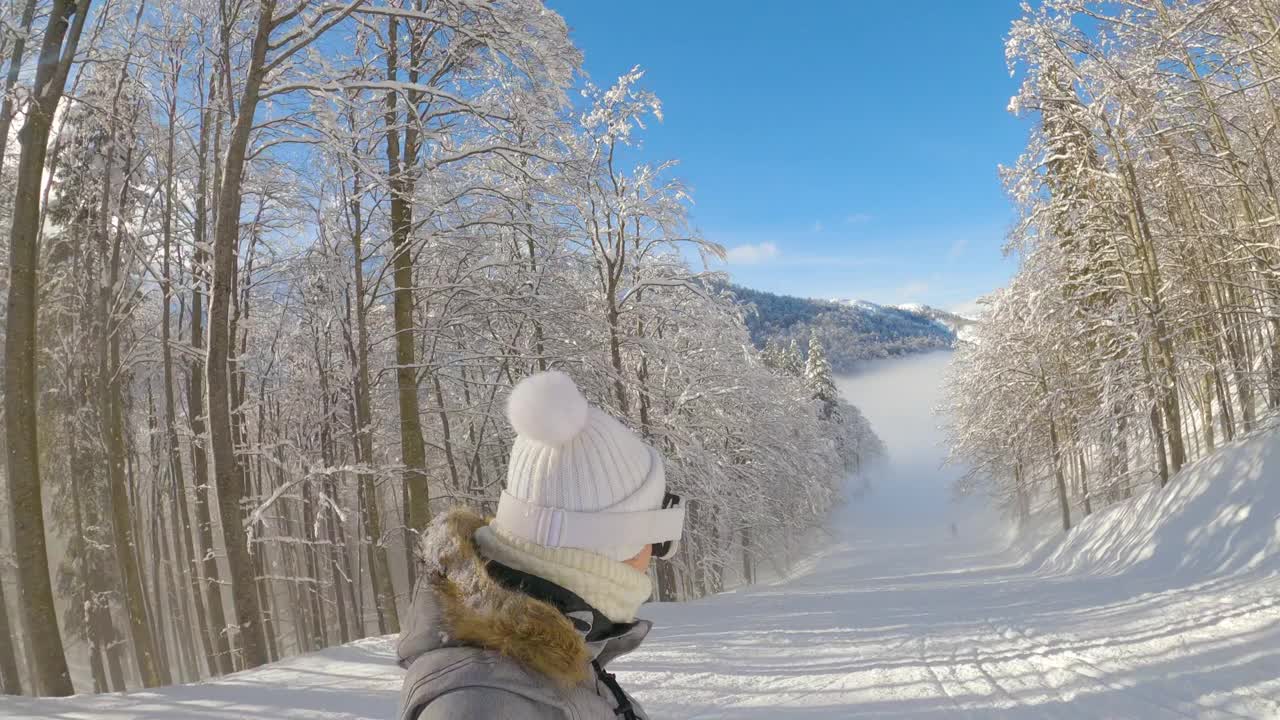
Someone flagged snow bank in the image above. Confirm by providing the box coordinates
[0,638,401,720]
[1034,426,1280,582]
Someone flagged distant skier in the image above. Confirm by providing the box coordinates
[397,371,684,719]
[950,522,958,538]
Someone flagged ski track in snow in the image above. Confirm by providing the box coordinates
[620,531,1280,719]
[3,351,1278,719]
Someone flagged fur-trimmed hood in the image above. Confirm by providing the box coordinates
[396,509,651,688]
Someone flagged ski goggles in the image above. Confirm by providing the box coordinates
[651,492,682,560]
[494,488,685,559]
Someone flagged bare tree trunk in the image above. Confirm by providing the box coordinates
[158,71,215,680]
[1077,451,1092,517]
[1121,155,1186,476]
[83,0,162,685]
[300,478,328,649]
[1201,373,1216,455]
[207,0,275,671]
[155,481,192,682]
[166,475,203,678]
[341,175,399,633]
[1014,462,1030,525]
[429,375,461,492]
[1046,407,1071,532]
[0,444,19,693]
[607,305,630,415]
[0,572,18,694]
[101,167,163,688]
[142,445,174,684]
[384,15,430,559]
[1150,401,1171,488]
[86,646,107,695]
[3,0,92,696]
[189,70,234,677]
[248,447,280,663]
[324,477,354,645]
[66,435,107,692]
[358,478,392,635]
[231,231,280,665]
[1213,365,1234,443]
[1224,286,1256,434]
[654,557,678,603]
[72,441,127,691]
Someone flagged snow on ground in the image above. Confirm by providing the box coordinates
[618,353,1280,718]
[0,638,402,720]
[624,496,1280,718]
[3,351,1278,719]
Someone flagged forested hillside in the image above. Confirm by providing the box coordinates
[946,1,1280,537]
[897,303,979,343]
[0,0,880,697]
[728,284,958,373]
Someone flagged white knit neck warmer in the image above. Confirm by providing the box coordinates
[473,524,653,623]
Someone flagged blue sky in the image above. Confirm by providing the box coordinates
[546,0,1029,314]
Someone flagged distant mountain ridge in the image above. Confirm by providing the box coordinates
[726,284,975,373]
[886,302,979,343]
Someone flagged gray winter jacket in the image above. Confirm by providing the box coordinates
[397,510,651,720]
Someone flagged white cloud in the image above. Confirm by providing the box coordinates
[724,242,780,265]
[948,238,968,260]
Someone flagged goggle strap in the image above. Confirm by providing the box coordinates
[494,491,685,551]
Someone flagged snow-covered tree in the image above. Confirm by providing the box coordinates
[806,330,839,419]
[0,0,880,694]
[949,0,1280,535]
[782,338,805,378]
[761,338,784,370]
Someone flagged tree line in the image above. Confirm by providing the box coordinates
[0,0,878,697]
[947,0,1280,533]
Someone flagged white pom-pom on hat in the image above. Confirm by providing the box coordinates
[506,370,590,446]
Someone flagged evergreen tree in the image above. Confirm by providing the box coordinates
[783,339,805,378]
[761,338,783,370]
[805,331,839,419]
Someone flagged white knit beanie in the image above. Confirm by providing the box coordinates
[473,370,683,622]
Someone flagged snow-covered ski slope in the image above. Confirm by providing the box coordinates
[621,353,1280,718]
[3,351,1277,719]
[624,443,1280,718]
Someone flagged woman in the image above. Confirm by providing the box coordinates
[397,370,684,719]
